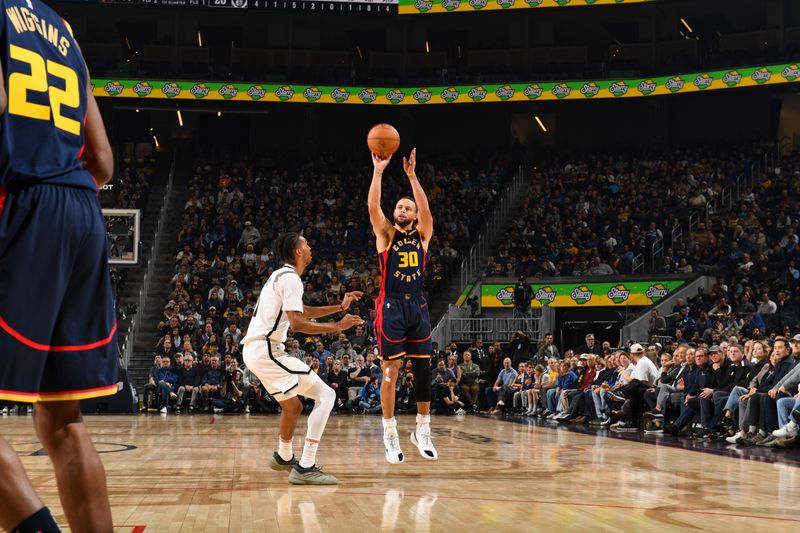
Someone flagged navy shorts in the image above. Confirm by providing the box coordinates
[0,183,119,403]
[375,292,432,361]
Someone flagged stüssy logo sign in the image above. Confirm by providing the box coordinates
[386,89,405,104]
[190,83,210,98]
[693,74,713,90]
[218,84,238,99]
[440,87,460,102]
[722,71,742,87]
[414,89,432,103]
[782,65,800,81]
[441,0,461,10]
[580,82,599,97]
[496,85,515,100]
[752,67,772,84]
[303,87,322,102]
[637,79,657,95]
[552,83,572,98]
[275,86,295,101]
[665,77,685,93]
[415,0,433,11]
[331,88,350,103]
[524,84,543,99]
[535,287,556,306]
[646,283,669,302]
[247,85,266,100]
[609,81,628,97]
[104,81,124,96]
[571,286,593,305]
[607,285,630,304]
[133,82,152,97]
[359,89,377,103]
[496,286,515,305]
[162,82,181,98]
[468,86,487,101]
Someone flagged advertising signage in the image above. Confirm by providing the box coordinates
[480,280,686,308]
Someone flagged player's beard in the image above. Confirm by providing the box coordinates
[395,218,413,229]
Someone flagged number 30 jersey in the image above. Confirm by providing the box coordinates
[0,0,95,191]
[378,227,426,296]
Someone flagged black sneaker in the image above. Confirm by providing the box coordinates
[663,424,680,436]
[269,452,298,471]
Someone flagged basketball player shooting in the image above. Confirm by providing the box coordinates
[369,148,438,464]
[242,233,364,485]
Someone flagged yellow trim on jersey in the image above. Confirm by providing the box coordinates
[377,351,407,361]
[0,384,118,403]
[62,18,74,38]
[405,354,432,359]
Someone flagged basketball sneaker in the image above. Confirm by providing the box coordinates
[384,430,404,464]
[410,426,438,460]
[269,452,298,471]
[288,464,338,485]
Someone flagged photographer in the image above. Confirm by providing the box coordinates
[396,371,417,414]
[510,331,532,367]
[513,276,533,318]
[210,367,244,414]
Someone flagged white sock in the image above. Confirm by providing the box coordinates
[383,417,398,436]
[749,425,757,434]
[278,438,293,461]
[416,413,430,432]
[299,438,319,469]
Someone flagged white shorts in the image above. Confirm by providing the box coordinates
[243,339,316,402]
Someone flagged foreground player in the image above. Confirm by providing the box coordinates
[0,1,120,531]
[369,148,438,464]
[242,233,364,485]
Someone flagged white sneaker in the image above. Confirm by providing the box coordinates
[455,408,466,416]
[726,430,746,444]
[169,392,178,400]
[160,407,167,414]
[1,407,7,415]
[773,421,799,438]
[384,431,404,464]
[244,405,250,414]
[410,425,438,460]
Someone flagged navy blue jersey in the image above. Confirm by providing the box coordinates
[0,0,95,190]
[378,228,426,296]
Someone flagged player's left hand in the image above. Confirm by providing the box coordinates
[403,147,417,178]
[341,291,364,312]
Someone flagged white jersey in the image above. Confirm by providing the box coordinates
[242,265,304,346]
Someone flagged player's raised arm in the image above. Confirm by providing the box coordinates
[82,67,114,186]
[403,148,433,245]
[368,153,395,251]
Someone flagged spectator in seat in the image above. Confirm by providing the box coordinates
[143,354,162,410]
[575,333,601,356]
[200,355,224,411]
[358,376,382,414]
[176,354,199,413]
[649,310,667,337]
[437,377,465,415]
[612,344,660,431]
[336,339,357,361]
[458,350,482,411]
[488,357,518,414]
[326,360,349,410]
[155,357,178,414]
[543,361,577,419]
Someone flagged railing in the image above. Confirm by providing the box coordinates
[449,318,495,342]
[121,150,177,369]
[671,223,682,246]
[446,315,544,343]
[459,165,527,289]
[632,253,644,274]
[651,237,664,269]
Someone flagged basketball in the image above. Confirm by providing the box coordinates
[367,123,400,158]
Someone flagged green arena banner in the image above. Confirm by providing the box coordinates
[93,64,800,105]
[480,280,686,308]
[399,0,652,15]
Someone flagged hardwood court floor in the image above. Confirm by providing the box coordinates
[2,413,799,532]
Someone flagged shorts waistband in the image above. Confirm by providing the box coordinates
[385,292,423,300]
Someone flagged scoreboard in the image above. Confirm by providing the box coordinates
[75,0,397,13]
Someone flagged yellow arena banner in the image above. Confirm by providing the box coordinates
[93,64,800,105]
[399,0,652,15]
[480,280,686,308]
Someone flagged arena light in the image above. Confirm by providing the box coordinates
[135,109,139,113]
[217,111,222,117]
[177,110,183,127]
[153,135,160,148]
[535,115,547,132]
[198,31,203,47]
[680,18,693,33]
[425,40,430,53]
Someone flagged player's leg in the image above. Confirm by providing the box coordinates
[287,372,337,485]
[407,297,437,460]
[376,300,408,464]
[271,395,302,469]
[0,436,57,533]
[34,401,113,532]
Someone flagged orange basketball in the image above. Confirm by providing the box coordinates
[367,123,400,158]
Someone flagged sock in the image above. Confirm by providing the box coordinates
[383,417,398,436]
[278,438,293,461]
[299,438,319,468]
[749,425,757,434]
[416,413,430,432]
[12,507,59,533]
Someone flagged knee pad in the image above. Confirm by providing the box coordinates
[411,358,432,403]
